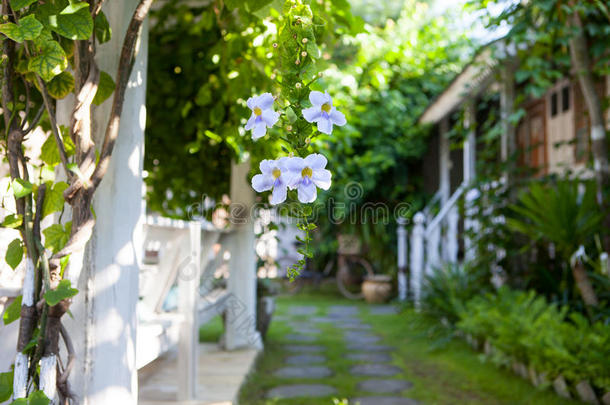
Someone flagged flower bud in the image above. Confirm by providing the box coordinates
[295,83,302,89]
[295,60,300,65]
[302,38,308,44]
[286,125,293,131]
[272,43,278,48]
[301,51,307,57]
[270,73,276,80]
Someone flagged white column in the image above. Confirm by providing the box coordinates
[426,225,441,275]
[463,101,476,185]
[464,188,480,263]
[439,117,451,205]
[447,205,459,263]
[177,222,201,400]
[225,161,262,350]
[410,213,425,309]
[396,217,408,302]
[62,3,148,404]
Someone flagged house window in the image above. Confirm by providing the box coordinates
[562,85,570,112]
[551,92,558,117]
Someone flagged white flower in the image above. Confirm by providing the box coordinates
[302,91,346,135]
[284,153,332,203]
[245,93,280,139]
[251,157,291,205]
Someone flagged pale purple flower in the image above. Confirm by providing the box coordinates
[284,154,332,203]
[251,157,291,205]
[245,93,280,139]
[302,91,346,135]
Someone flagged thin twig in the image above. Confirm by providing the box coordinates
[23,104,45,136]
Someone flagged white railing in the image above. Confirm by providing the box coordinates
[410,182,479,307]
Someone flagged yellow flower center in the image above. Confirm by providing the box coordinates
[254,107,262,116]
[301,167,313,178]
[321,103,331,113]
[272,168,281,179]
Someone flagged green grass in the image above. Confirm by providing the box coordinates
[238,286,584,405]
[199,314,224,343]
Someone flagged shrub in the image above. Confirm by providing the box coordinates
[457,288,610,391]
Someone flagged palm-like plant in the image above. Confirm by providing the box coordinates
[507,180,604,307]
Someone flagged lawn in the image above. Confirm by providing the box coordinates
[237,284,583,405]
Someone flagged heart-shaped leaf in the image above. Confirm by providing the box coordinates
[12,178,33,198]
[28,40,67,82]
[43,222,71,253]
[5,238,24,270]
[28,390,50,405]
[1,214,23,229]
[42,181,69,218]
[94,11,112,44]
[44,279,78,306]
[0,15,42,42]
[50,7,93,40]
[3,295,22,325]
[93,71,116,105]
[46,71,74,99]
[0,370,13,402]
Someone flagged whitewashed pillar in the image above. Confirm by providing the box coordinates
[447,205,459,263]
[177,222,201,401]
[410,213,425,309]
[439,117,451,204]
[58,3,148,405]
[396,217,408,302]
[464,188,480,262]
[463,101,477,185]
[426,224,441,276]
[225,161,262,350]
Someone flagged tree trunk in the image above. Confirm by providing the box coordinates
[572,260,599,307]
[568,9,610,254]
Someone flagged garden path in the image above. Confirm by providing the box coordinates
[266,303,419,404]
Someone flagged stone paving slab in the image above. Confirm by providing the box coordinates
[338,321,372,330]
[285,354,327,365]
[345,334,381,344]
[287,305,318,315]
[352,397,420,405]
[350,364,403,377]
[274,366,333,378]
[287,325,322,335]
[282,344,325,353]
[347,343,394,352]
[345,331,380,340]
[328,305,360,316]
[284,333,317,342]
[357,379,413,393]
[346,352,392,362]
[266,384,337,399]
[310,316,335,323]
[369,305,400,315]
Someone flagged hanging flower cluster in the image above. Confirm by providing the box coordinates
[242,0,346,279]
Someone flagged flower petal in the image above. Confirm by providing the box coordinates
[261,109,279,127]
[304,153,327,169]
[297,181,317,203]
[259,159,275,174]
[329,108,346,126]
[244,114,257,130]
[285,156,305,173]
[312,168,331,190]
[251,174,273,192]
[246,96,257,110]
[316,116,333,134]
[257,92,275,109]
[270,184,287,205]
[252,121,267,139]
[309,90,330,106]
[302,106,321,123]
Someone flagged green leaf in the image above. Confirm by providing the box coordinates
[44,279,78,306]
[28,391,50,405]
[9,0,37,9]
[46,71,74,99]
[3,295,22,325]
[5,239,24,270]
[42,181,69,218]
[50,7,93,40]
[0,370,13,402]
[42,222,71,253]
[11,399,28,405]
[0,15,43,42]
[94,11,111,44]
[28,40,67,82]
[40,127,75,166]
[1,214,23,229]
[92,71,115,106]
[12,179,33,198]
[60,1,89,14]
